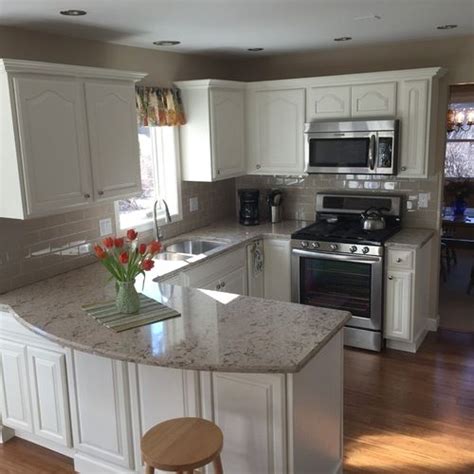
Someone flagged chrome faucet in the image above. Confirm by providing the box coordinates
[153,198,172,241]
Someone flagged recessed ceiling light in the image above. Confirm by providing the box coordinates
[59,9,87,16]
[248,48,264,52]
[153,40,181,46]
[334,37,352,42]
[437,24,458,30]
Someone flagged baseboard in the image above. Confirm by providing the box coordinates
[0,424,14,443]
[13,429,74,457]
[426,315,439,332]
[74,452,136,474]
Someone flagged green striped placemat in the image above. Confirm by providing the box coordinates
[82,294,181,332]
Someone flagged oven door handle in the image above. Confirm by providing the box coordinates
[292,248,382,264]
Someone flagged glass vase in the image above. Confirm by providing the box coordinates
[116,281,140,314]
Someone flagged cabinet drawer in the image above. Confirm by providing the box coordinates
[387,250,414,270]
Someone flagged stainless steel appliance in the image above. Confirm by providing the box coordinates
[304,119,399,175]
[291,193,402,351]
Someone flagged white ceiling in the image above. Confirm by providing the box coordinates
[0,0,473,56]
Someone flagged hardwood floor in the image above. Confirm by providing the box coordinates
[0,329,473,473]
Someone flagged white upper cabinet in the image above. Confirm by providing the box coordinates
[0,59,146,219]
[247,87,306,175]
[177,80,246,182]
[307,85,350,121]
[351,82,397,117]
[85,81,142,200]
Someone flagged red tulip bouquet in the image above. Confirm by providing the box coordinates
[93,229,162,313]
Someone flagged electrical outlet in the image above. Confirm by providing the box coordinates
[418,192,430,209]
[189,197,199,212]
[99,218,113,236]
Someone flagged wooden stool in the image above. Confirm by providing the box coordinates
[141,417,224,474]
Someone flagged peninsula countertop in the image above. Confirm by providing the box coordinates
[0,261,350,373]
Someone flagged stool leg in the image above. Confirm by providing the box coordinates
[213,454,223,474]
[145,464,154,474]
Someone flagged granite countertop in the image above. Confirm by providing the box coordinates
[385,228,435,249]
[0,262,350,373]
[150,219,308,281]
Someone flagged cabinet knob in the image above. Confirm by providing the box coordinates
[217,169,221,175]
[84,193,91,199]
[396,258,402,263]
[401,166,407,171]
[256,164,261,170]
[98,190,104,196]
[221,281,226,288]
[388,275,394,280]
[216,284,221,290]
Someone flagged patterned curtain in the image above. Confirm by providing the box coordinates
[135,86,186,127]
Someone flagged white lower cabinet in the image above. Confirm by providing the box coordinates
[385,271,413,341]
[27,347,71,447]
[264,239,291,302]
[0,339,32,433]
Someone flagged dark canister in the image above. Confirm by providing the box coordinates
[238,189,260,226]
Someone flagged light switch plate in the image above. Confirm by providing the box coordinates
[99,218,113,236]
[189,197,199,212]
[418,192,430,208]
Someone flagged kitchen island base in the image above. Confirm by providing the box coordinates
[0,309,343,474]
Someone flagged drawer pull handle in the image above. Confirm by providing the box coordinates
[396,258,402,263]
[388,275,393,280]
[84,193,91,199]
[256,164,261,170]
[401,166,407,171]
[98,190,104,196]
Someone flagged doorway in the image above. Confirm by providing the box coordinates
[439,84,474,333]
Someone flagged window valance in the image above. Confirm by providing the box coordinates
[135,86,186,127]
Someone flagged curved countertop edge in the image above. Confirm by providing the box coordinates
[0,300,350,374]
[385,228,435,249]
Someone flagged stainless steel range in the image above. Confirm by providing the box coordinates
[291,193,402,351]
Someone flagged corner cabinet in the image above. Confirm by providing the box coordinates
[176,80,246,182]
[246,86,306,175]
[0,59,146,219]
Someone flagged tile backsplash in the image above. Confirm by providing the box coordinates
[0,179,236,294]
[236,173,442,228]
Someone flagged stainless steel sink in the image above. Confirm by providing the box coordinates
[154,252,193,262]
[165,239,226,255]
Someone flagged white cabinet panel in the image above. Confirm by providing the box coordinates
[210,88,246,180]
[306,85,350,120]
[351,82,397,117]
[211,372,286,474]
[71,351,133,469]
[27,347,71,446]
[0,339,32,432]
[385,271,412,341]
[12,75,92,216]
[264,240,291,302]
[248,88,305,175]
[398,79,429,177]
[85,81,141,200]
[219,265,247,295]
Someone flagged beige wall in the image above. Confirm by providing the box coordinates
[0,26,236,293]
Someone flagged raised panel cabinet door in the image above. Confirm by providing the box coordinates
[27,347,71,447]
[252,88,305,175]
[12,75,93,216]
[210,88,246,180]
[0,339,32,432]
[85,81,141,200]
[385,271,413,341]
[306,85,351,120]
[219,265,247,295]
[264,240,291,302]
[71,351,133,469]
[211,372,286,474]
[351,82,397,117]
[398,79,429,177]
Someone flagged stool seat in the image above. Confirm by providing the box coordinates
[141,417,223,473]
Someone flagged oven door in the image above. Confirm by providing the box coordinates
[305,131,377,174]
[291,249,383,331]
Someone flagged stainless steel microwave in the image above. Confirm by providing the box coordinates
[304,119,399,175]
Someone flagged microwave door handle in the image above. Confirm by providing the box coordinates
[368,134,376,171]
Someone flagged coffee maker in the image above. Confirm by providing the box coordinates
[238,189,260,226]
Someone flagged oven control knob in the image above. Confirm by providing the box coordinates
[330,244,338,251]
[311,242,320,249]
[300,241,309,248]
[350,246,357,253]
[362,247,370,254]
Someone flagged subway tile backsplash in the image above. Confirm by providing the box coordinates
[0,179,236,294]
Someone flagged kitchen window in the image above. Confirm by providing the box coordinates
[115,126,182,232]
